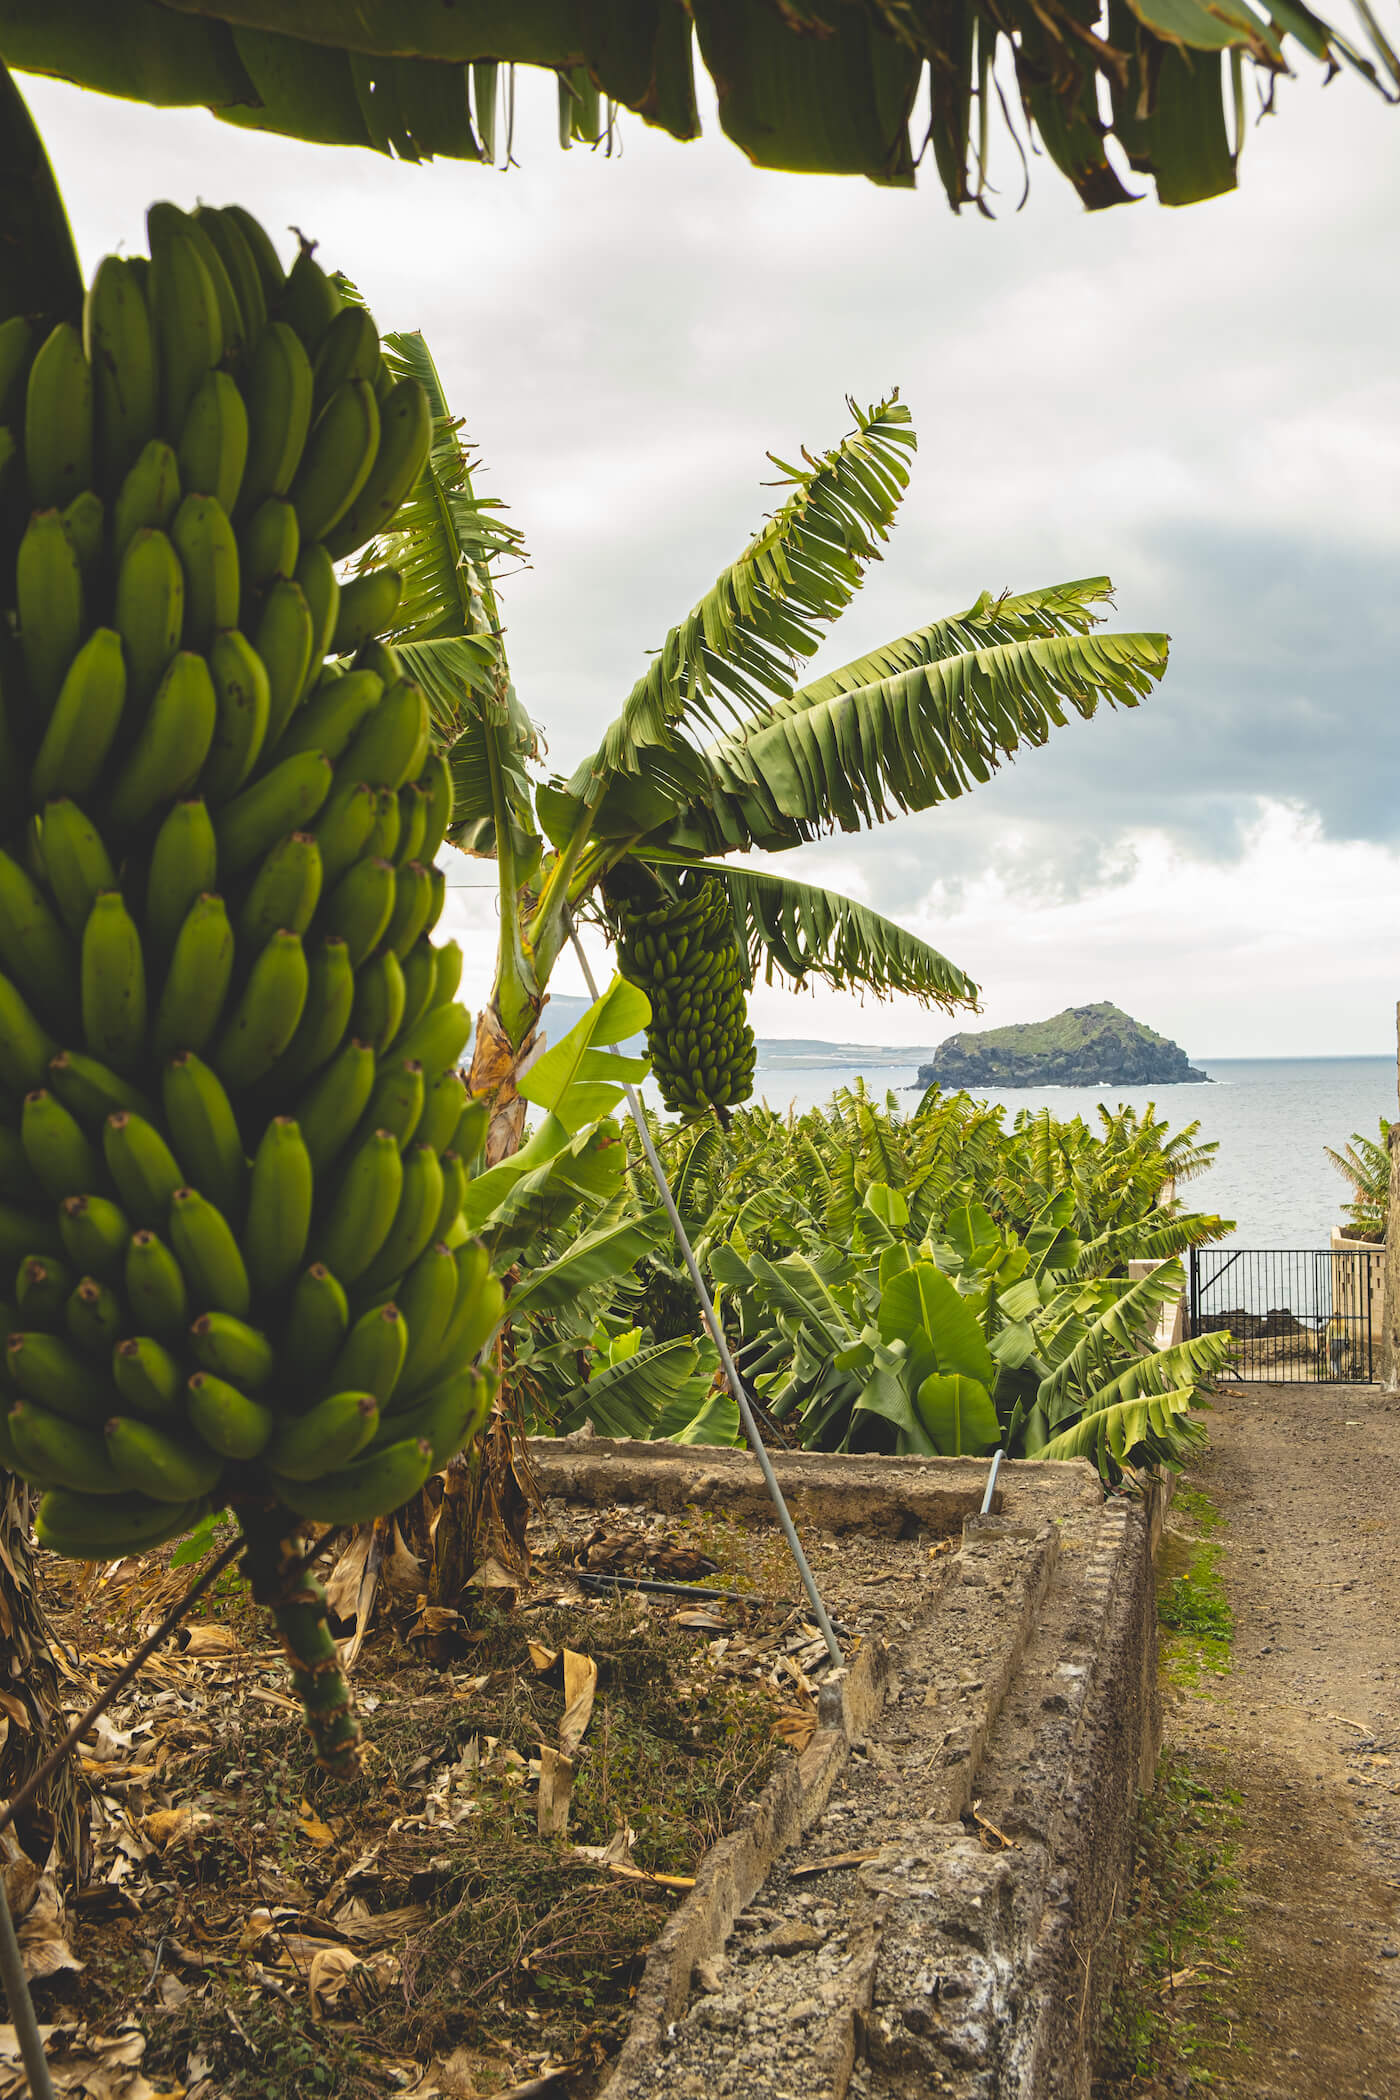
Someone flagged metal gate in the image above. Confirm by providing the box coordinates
[1187,1246,1381,1383]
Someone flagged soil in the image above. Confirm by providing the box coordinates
[1150,1378,1400,2098]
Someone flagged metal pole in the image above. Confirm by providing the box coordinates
[565,920,842,1666]
[980,1447,1003,1515]
[0,1870,55,2100]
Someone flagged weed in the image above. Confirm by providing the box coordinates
[1171,1482,1222,1536]
[1158,1530,1233,1688]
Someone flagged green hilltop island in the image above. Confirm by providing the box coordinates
[918,1002,1210,1090]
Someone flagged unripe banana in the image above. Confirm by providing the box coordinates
[362,785,397,863]
[212,927,308,1091]
[433,939,464,1010]
[251,573,316,749]
[203,630,271,802]
[106,650,216,835]
[351,948,405,1056]
[0,1202,60,1269]
[360,1059,424,1152]
[29,628,126,807]
[148,226,222,435]
[324,376,433,561]
[417,1069,468,1160]
[17,509,85,712]
[114,525,183,708]
[358,1143,444,1299]
[112,1335,182,1419]
[383,860,434,960]
[171,491,240,651]
[267,1389,378,1481]
[151,892,234,1058]
[7,1331,109,1424]
[295,1037,375,1174]
[239,831,323,953]
[244,1116,313,1299]
[432,1148,466,1246]
[0,1128,39,1206]
[392,1240,460,1402]
[238,321,313,517]
[169,1185,251,1317]
[66,1276,123,1360]
[281,1261,349,1385]
[221,206,286,304]
[177,368,248,517]
[277,242,342,357]
[48,1049,154,1133]
[0,314,34,423]
[371,1364,493,1470]
[239,496,299,621]
[106,1413,223,1501]
[423,864,446,937]
[394,999,471,1083]
[25,320,94,510]
[270,1433,433,1526]
[186,1367,274,1458]
[81,892,147,1076]
[0,971,57,1097]
[314,777,379,886]
[84,256,158,492]
[275,668,382,765]
[270,933,353,1091]
[294,541,339,687]
[59,1194,130,1284]
[396,783,428,869]
[35,1485,203,1557]
[17,1255,75,1330]
[353,639,400,687]
[0,847,78,1029]
[9,1399,121,1495]
[145,799,218,971]
[61,488,105,574]
[104,1112,184,1229]
[320,855,394,971]
[162,1052,247,1225]
[125,1229,189,1337]
[341,677,431,792]
[192,207,268,352]
[21,1090,102,1200]
[112,439,181,562]
[288,377,379,542]
[315,1125,402,1284]
[326,1300,407,1407]
[331,567,403,656]
[312,304,380,409]
[149,201,245,365]
[215,749,332,879]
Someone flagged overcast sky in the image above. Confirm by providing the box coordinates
[23,56,1400,1058]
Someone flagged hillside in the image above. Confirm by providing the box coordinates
[917,1003,1209,1090]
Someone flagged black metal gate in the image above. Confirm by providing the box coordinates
[1188,1246,1381,1382]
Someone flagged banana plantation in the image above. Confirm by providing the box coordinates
[0,8,1392,2098]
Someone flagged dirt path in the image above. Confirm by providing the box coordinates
[1166,1378,1400,2098]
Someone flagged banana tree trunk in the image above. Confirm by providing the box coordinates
[0,1476,84,1880]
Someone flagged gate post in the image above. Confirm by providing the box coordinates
[1381,999,1400,1389]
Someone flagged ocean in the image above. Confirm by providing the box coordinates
[732,1053,1396,1250]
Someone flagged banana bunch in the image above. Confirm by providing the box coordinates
[0,201,503,1773]
[612,875,756,1120]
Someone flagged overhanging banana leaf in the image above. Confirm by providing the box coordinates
[1039,1384,1201,1464]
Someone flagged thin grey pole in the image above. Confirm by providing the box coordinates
[0,1870,55,2100]
[566,921,842,1666]
[980,1447,1003,1515]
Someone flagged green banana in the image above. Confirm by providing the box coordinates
[370,1364,492,1470]
[61,488,105,573]
[294,541,339,686]
[149,202,245,365]
[215,749,332,877]
[125,1229,188,1336]
[112,1335,182,1419]
[383,860,433,960]
[0,315,33,422]
[239,830,322,952]
[114,525,184,709]
[151,893,234,1058]
[360,1058,424,1152]
[281,1262,349,1385]
[275,668,382,765]
[269,933,353,1090]
[59,1194,130,1284]
[295,1037,375,1174]
[222,206,286,303]
[321,854,395,969]
[35,1485,203,1557]
[112,439,181,562]
[392,999,471,1082]
[7,1330,109,1424]
[80,891,147,1076]
[238,321,313,517]
[16,1255,75,1330]
[106,650,218,834]
[423,865,446,937]
[48,1049,154,1132]
[253,575,316,747]
[392,1240,460,1402]
[21,1089,101,1200]
[341,677,431,793]
[270,1434,433,1526]
[169,1185,251,1317]
[353,639,400,687]
[324,377,433,561]
[239,496,299,617]
[313,777,379,887]
[0,847,77,1029]
[0,1127,39,1205]
[177,368,248,517]
[277,242,342,357]
[25,320,94,511]
[311,304,380,409]
[434,939,464,1010]
[314,1125,402,1284]
[409,1239,501,1394]
[358,1144,444,1300]
[104,1112,185,1228]
[0,970,58,1096]
[37,797,118,940]
[396,783,428,868]
[327,1299,407,1406]
[29,628,126,806]
[432,1148,466,1246]
[17,509,84,712]
[351,949,405,1056]
[244,1116,312,1298]
[145,799,218,971]
[417,1068,468,1159]
[330,569,403,659]
[362,785,399,863]
[212,928,308,1091]
[65,1276,123,1360]
[288,377,378,542]
[84,256,159,492]
[106,1413,223,1501]
[148,226,222,435]
[267,1389,378,1481]
[171,492,240,651]
[0,1203,60,1268]
[9,1400,121,1495]
[203,629,271,802]
[186,1368,274,1457]
[162,1052,247,1224]
[192,207,268,352]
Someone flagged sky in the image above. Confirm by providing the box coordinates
[20,51,1400,1060]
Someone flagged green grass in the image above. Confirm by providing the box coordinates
[1158,1486,1233,1687]
[1171,1482,1222,1536]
